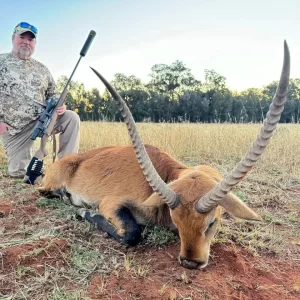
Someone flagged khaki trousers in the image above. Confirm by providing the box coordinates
[1,110,80,177]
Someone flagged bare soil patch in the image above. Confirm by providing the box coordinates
[87,243,300,300]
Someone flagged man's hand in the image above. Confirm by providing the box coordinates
[56,104,66,116]
[0,122,12,135]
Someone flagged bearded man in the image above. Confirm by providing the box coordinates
[0,22,80,178]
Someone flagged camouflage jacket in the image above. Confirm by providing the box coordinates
[0,52,55,135]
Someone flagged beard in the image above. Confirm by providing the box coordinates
[18,45,32,60]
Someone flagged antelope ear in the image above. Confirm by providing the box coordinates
[141,193,165,208]
[219,192,262,221]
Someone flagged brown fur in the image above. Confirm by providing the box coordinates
[40,144,260,269]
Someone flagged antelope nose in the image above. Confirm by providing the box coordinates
[179,256,207,269]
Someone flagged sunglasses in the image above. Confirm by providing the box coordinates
[17,22,38,34]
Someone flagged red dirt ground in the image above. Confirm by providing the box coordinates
[1,179,300,300]
[3,238,69,274]
[87,243,300,300]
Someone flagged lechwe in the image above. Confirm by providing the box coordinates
[39,41,290,269]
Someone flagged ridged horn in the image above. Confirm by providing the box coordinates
[196,40,290,213]
[90,67,180,209]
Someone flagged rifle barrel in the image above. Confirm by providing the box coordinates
[57,30,97,107]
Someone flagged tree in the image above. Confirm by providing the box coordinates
[103,74,151,121]
[178,91,208,122]
[203,70,229,122]
[148,60,200,99]
[239,88,263,122]
[204,69,227,92]
[56,76,91,120]
[87,88,105,121]
[112,73,145,91]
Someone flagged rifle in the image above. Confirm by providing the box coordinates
[24,30,96,184]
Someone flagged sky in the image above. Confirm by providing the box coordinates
[1,0,299,92]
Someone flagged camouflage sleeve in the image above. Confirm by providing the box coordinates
[45,71,56,101]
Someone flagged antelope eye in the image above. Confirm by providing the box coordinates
[205,219,216,235]
[209,220,215,228]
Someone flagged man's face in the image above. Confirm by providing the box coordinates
[12,32,36,60]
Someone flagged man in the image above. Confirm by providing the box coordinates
[0,22,80,178]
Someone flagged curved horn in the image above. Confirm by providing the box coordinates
[90,67,180,209]
[196,40,290,213]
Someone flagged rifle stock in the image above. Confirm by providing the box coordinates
[33,88,69,160]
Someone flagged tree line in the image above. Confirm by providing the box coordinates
[56,61,300,123]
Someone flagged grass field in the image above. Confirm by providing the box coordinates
[0,122,300,299]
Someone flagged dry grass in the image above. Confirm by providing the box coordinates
[77,122,300,173]
[2,122,300,175]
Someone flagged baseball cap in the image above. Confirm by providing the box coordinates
[13,22,38,38]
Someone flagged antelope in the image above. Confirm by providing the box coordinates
[39,42,290,269]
